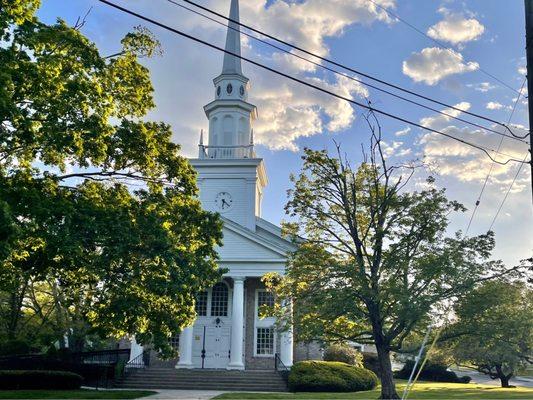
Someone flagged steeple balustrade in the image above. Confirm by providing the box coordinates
[199,144,255,159]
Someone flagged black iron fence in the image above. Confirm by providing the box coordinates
[0,349,131,389]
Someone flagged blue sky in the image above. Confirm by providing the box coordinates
[37,0,532,266]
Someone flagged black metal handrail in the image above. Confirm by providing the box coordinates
[274,353,290,384]
[123,349,150,378]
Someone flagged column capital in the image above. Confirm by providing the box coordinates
[232,276,246,283]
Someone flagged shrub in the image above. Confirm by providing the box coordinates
[0,339,31,356]
[0,370,83,390]
[394,360,471,383]
[323,344,363,366]
[288,360,378,392]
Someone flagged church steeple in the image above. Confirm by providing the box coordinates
[200,0,257,160]
[221,0,243,76]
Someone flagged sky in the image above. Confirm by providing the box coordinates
[37,0,532,266]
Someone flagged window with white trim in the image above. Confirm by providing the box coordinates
[211,282,229,317]
[254,289,276,357]
[169,332,180,351]
[256,327,274,355]
[257,291,275,318]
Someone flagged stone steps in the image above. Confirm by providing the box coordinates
[115,368,288,391]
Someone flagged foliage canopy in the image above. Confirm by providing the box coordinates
[264,116,524,398]
[0,1,222,356]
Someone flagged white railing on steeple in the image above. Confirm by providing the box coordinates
[198,129,256,159]
[199,144,255,159]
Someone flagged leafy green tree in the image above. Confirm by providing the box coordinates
[264,114,522,399]
[0,1,222,356]
[447,277,533,387]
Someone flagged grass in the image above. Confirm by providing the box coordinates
[214,381,533,399]
[0,389,156,399]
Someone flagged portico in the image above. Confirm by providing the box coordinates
[175,276,294,370]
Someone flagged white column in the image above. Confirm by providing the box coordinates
[176,326,194,369]
[228,277,245,369]
[279,302,294,367]
[279,329,293,367]
[129,337,144,363]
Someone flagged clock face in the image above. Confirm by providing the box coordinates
[215,192,233,212]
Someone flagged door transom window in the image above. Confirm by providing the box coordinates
[195,282,231,318]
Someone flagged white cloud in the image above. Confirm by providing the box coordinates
[486,101,504,110]
[253,74,368,151]
[240,0,395,72]
[395,126,411,136]
[417,103,529,184]
[381,141,411,158]
[402,47,479,85]
[427,13,485,45]
[420,101,471,129]
[518,66,527,76]
[466,82,496,92]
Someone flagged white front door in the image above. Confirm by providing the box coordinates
[204,319,231,369]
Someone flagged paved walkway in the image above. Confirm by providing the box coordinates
[148,390,226,399]
[452,369,533,388]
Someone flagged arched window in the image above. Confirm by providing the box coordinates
[211,282,229,316]
[222,115,234,146]
[238,117,248,145]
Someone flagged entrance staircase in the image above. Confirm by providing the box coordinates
[115,368,289,391]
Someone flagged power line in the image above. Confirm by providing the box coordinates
[178,0,524,138]
[488,152,529,231]
[165,0,528,145]
[466,78,528,234]
[98,0,529,167]
[366,0,521,96]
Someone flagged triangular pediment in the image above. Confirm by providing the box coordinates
[216,218,290,261]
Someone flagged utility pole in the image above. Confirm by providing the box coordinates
[524,0,533,203]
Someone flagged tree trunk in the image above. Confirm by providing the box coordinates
[375,340,399,399]
[496,365,513,388]
[500,375,511,388]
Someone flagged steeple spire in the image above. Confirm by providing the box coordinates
[221,0,243,76]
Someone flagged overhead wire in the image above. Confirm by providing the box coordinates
[488,152,530,231]
[164,0,528,145]
[366,0,521,96]
[97,0,529,167]
[466,77,528,234]
[177,0,525,138]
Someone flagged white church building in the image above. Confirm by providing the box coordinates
[129,0,320,372]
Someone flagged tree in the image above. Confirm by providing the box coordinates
[264,113,523,399]
[0,1,222,356]
[447,277,533,387]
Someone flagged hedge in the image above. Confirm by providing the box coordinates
[288,361,378,392]
[395,360,471,384]
[0,370,83,390]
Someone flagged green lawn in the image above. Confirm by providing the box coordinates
[214,382,533,399]
[0,389,156,399]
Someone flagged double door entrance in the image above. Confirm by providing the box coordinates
[192,318,231,369]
